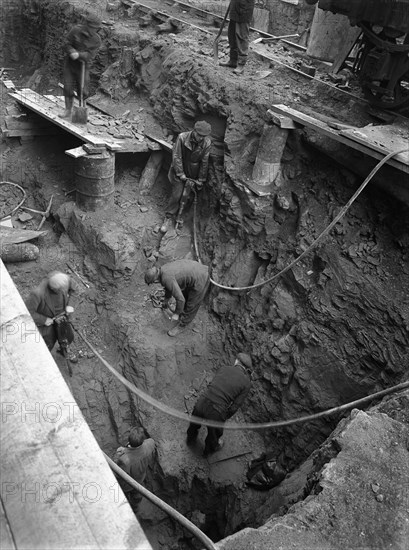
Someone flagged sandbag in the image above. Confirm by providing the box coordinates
[0,242,39,262]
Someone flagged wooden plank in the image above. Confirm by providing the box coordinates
[267,111,298,129]
[57,83,114,117]
[2,127,60,137]
[144,132,173,152]
[65,146,88,159]
[8,90,123,150]
[9,90,105,145]
[0,261,152,550]
[0,227,47,244]
[339,124,409,166]
[267,105,409,174]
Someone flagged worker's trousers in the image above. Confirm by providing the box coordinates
[179,277,210,327]
[164,174,193,219]
[227,20,251,66]
[63,58,91,100]
[187,395,227,454]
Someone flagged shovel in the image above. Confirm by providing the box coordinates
[72,60,88,124]
[213,1,231,64]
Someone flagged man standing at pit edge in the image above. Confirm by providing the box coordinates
[114,427,156,512]
[186,353,252,457]
[219,0,255,75]
[160,121,212,234]
[144,259,210,337]
[60,12,102,120]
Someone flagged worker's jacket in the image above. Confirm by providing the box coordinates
[64,24,101,65]
[114,439,156,493]
[25,277,76,327]
[168,131,211,184]
[229,0,256,23]
[204,364,251,417]
[160,260,210,315]
[25,277,77,346]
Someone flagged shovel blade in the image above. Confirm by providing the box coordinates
[72,106,88,124]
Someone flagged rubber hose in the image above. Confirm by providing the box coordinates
[75,326,409,432]
[103,452,217,550]
[206,148,409,291]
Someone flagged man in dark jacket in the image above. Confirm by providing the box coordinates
[25,271,77,351]
[186,353,252,457]
[114,427,156,511]
[219,0,255,74]
[160,121,212,234]
[60,12,102,119]
[144,259,210,337]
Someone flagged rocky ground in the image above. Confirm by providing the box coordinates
[1,0,409,549]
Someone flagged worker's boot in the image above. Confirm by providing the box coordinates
[167,324,187,337]
[59,96,73,119]
[233,64,245,75]
[219,59,237,68]
[160,216,174,234]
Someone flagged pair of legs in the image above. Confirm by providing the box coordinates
[226,20,251,68]
[187,395,225,455]
[178,279,210,327]
[163,176,194,228]
[61,59,90,115]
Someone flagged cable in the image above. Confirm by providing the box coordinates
[207,148,409,291]
[0,181,27,220]
[192,187,202,263]
[103,452,217,550]
[74,327,409,431]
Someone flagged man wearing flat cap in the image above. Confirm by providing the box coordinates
[160,120,212,233]
[60,12,102,119]
[186,353,252,457]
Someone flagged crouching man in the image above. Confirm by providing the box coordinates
[186,353,252,457]
[144,259,210,337]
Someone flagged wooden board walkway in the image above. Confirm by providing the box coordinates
[8,88,152,153]
[268,104,409,175]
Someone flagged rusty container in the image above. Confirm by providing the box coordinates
[75,150,115,211]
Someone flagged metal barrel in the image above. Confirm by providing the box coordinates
[75,150,115,211]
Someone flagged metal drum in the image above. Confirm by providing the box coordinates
[75,150,115,211]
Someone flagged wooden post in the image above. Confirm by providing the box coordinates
[139,150,164,196]
[306,5,358,62]
[252,123,289,186]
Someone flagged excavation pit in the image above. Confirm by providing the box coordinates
[1,1,409,549]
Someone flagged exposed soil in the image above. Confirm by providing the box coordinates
[1,1,409,549]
